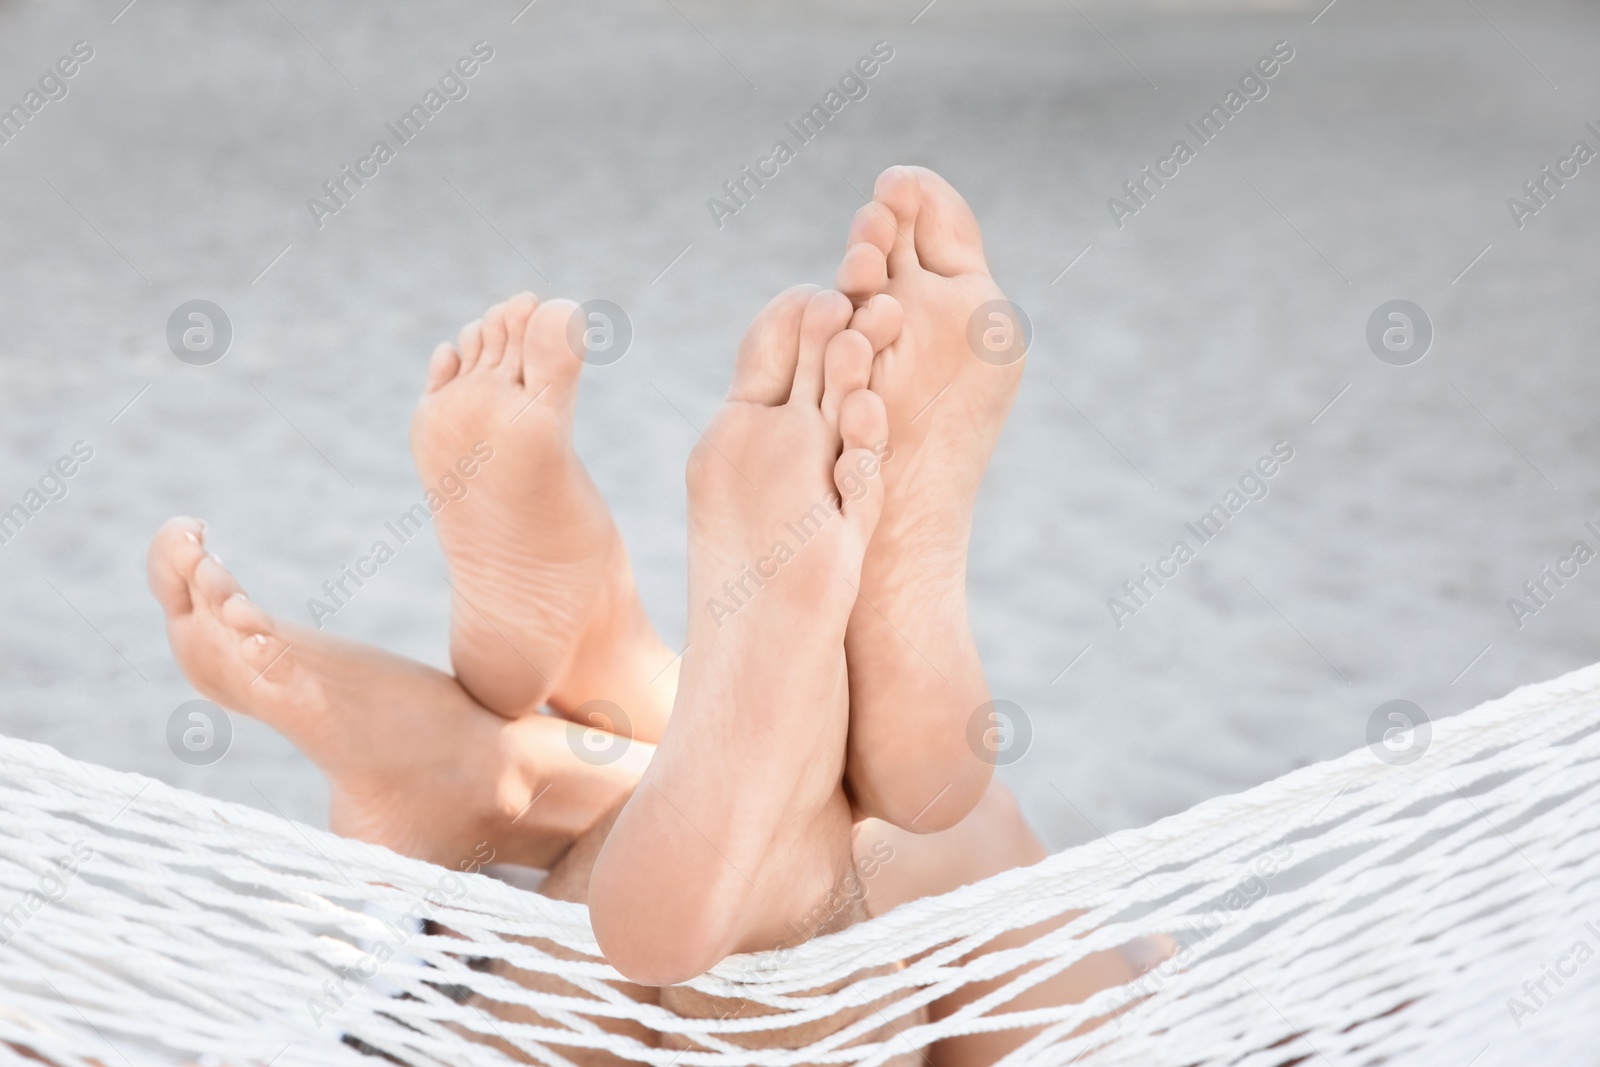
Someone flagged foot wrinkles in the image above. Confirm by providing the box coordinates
[590,287,891,986]
[832,165,1027,833]
[413,291,673,740]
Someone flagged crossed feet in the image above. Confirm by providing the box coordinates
[147,165,1026,985]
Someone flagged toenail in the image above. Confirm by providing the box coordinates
[209,553,224,566]
[184,532,199,545]
[253,634,267,646]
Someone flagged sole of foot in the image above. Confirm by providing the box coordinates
[147,516,649,868]
[412,291,673,740]
[833,165,1026,832]
[588,287,890,986]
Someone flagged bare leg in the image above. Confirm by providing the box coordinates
[148,517,649,868]
[467,799,665,1067]
[154,539,1145,1066]
[859,782,1171,1067]
[473,782,1148,1067]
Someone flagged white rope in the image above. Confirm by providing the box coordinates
[1,662,1598,1066]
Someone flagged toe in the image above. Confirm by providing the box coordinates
[873,166,924,278]
[225,596,295,683]
[789,290,853,410]
[846,201,898,258]
[849,294,903,355]
[836,243,887,304]
[499,292,540,382]
[902,166,988,278]
[820,329,874,429]
[192,553,243,612]
[478,302,510,371]
[840,386,889,456]
[239,629,293,680]
[558,297,631,372]
[220,592,274,637]
[523,297,585,407]
[836,389,889,541]
[457,319,484,372]
[147,517,207,616]
[726,284,817,406]
[426,344,461,393]
[836,204,896,302]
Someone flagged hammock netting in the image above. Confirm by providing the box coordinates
[1,662,1598,1067]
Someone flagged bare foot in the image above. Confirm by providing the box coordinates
[412,292,673,738]
[588,288,889,986]
[834,166,1025,832]
[147,517,650,868]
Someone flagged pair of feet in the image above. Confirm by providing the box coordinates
[147,166,1024,983]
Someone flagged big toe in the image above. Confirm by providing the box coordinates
[522,297,585,408]
[875,165,988,279]
[726,284,817,406]
[147,517,208,616]
[790,289,854,410]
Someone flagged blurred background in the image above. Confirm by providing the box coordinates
[0,0,1596,849]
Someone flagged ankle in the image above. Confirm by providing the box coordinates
[487,718,650,869]
[550,584,675,742]
[734,807,857,953]
[450,619,554,718]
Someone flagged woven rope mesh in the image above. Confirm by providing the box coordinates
[1,662,1598,1066]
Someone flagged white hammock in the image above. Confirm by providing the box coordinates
[2,662,1598,1067]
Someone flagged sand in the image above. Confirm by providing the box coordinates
[0,0,1597,850]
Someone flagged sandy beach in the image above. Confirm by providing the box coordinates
[0,0,1596,848]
